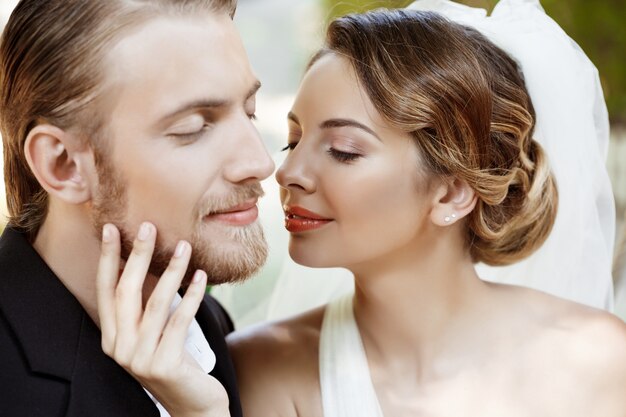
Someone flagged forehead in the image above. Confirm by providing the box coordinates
[103,13,255,126]
[292,53,387,128]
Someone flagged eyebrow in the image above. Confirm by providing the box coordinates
[159,80,262,122]
[287,112,382,142]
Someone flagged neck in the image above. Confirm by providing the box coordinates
[33,199,157,326]
[349,230,492,382]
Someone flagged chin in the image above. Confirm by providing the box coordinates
[205,258,266,285]
[288,246,338,269]
[200,230,269,285]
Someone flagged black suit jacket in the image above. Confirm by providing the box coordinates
[0,227,243,417]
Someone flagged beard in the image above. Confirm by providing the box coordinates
[91,153,268,287]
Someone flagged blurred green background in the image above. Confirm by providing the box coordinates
[323,0,626,127]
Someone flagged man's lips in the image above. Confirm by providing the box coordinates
[205,199,259,226]
[284,206,333,233]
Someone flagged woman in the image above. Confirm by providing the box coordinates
[98,2,626,416]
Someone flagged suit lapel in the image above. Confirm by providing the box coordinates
[66,313,159,417]
[195,296,243,417]
[0,227,82,380]
[1,228,242,417]
[0,228,158,417]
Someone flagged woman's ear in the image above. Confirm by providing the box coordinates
[24,124,95,204]
[430,178,477,227]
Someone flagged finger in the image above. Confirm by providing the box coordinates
[134,240,192,361]
[97,223,121,354]
[154,270,207,365]
[114,222,157,362]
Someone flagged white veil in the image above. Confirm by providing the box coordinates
[405,0,616,309]
[213,0,616,328]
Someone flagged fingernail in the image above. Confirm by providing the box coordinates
[137,222,152,241]
[174,241,188,258]
[102,224,112,243]
[192,270,206,284]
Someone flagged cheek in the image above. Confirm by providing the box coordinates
[336,171,425,249]
[295,157,428,267]
[286,141,430,268]
[118,150,208,233]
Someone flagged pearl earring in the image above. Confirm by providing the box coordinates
[444,213,457,223]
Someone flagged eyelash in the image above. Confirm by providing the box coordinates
[170,125,211,143]
[281,143,296,152]
[327,148,361,162]
[281,143,361,163]
[169,112,255,142]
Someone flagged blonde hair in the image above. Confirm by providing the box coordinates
[315,9,558,266]
[0,0,236,240]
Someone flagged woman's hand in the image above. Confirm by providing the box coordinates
[97,222,230,417]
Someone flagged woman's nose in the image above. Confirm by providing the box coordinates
[275,146,316,194]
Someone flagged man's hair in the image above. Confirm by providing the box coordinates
[0,0,237,240]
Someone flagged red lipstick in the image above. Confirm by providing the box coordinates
[284,206,333,233]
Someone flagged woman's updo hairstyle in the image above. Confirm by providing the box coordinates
[312,9,558,266]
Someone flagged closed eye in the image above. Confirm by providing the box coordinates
[328,148,361,163]
[169,124,211,143]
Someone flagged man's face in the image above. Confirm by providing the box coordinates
[92,12,275,285]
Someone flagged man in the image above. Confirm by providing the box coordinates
[0,1,274,416]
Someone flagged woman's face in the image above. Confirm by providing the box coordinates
[276,53,437,270]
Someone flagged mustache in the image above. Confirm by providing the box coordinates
[195,183,265,218]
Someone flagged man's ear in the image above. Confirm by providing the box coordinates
[429,178,477,227]
[24,124,95,204]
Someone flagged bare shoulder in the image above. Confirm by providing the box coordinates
[226,306,326,417]
[518,287,626,358]
[496,284,626,413]
[556,302,626,415]
[556,300,626,375]
[227,305,325,370]
[499,284,626,360]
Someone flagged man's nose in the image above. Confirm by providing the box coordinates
[223,118,275,184]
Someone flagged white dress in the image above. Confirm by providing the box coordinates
[319,294,384,417]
